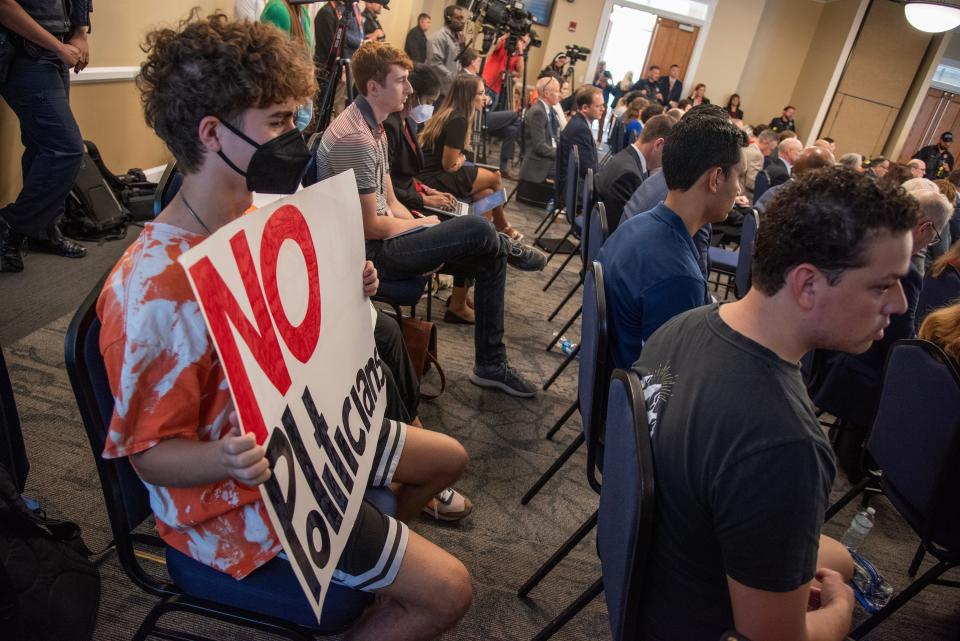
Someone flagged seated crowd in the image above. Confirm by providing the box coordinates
[85,6,960,641]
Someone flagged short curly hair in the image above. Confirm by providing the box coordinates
[137,10,316,173]
[752,167,919,296]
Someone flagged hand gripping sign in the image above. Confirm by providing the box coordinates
[178,170,386,622]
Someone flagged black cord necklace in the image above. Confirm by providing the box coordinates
[180,192,212,236]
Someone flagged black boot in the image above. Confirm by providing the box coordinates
[0,221,26,273]
[29,225,86,258]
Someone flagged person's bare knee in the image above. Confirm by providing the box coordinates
[393,426,468,489]
[377,532,472,637]
[818,534,854,583]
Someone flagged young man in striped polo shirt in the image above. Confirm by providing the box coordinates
[315,41,546,398]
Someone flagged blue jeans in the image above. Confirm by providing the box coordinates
[0,51,83,239]
[367,216,508,367]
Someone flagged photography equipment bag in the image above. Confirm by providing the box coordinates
[0,464,100,641]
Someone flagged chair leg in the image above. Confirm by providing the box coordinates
[521,433,585,505]
[507,183,519,206]
[536,209,561,240]
[543,229,573,266]
[823,474,875,522]
[907,542,927,578]
[132,601,172,641]
[545,399,579,441]
[546,307,582,351]
[850,560,955,639]
[530,578,604,641]
[543,246,579,292]
[541,345,579,391]
[547,278,583,322]
[518,510,598,597]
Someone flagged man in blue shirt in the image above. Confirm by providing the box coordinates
[599,111,747,368]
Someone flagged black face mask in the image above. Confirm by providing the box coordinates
[217,118,312,194]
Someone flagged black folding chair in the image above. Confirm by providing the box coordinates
[65,275,393,641]
[153,162,182,217]
[821,339,960,639]
[536,146,580,255]
[524,368,655,641]
[543,202,609,391]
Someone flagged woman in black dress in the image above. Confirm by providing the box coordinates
[725,93,744,120]
[419,73,522,241]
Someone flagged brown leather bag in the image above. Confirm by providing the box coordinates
[399,316,446,400]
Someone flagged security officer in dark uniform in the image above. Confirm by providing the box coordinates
[0,0,91,273]
[768,105,796,132]
[913,131,954,180]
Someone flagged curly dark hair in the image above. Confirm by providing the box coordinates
[752,167,919,295]
[137,10,316,173]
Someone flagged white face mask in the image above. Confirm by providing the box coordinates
[410,103,434,124]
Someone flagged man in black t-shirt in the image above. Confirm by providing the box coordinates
[768,105,796,132]
[634,167,919,641]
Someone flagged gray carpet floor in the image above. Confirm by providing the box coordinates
[3,177,959,640]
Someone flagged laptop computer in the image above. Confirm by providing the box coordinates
[423,188,507,219]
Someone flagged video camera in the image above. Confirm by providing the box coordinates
[564,44,591,64]
[457,0,540,54]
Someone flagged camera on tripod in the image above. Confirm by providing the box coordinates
[458,0,540,54]
[564,44,591,64]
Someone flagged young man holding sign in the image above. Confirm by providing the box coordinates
[97,13,471,638]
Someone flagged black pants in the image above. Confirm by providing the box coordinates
[374,310,419,422]
[0,51,83,239]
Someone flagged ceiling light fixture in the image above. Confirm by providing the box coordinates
[904,1,960,33]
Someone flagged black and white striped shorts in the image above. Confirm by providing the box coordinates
[331,418,408,591]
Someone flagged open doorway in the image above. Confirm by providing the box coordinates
[598,4,659,93]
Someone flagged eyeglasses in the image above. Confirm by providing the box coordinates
[927,221,943,247]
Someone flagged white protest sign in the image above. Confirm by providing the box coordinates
[178,170,387,622]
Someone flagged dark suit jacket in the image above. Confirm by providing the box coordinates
[519,100,558,184]
[658,77,683,105]
[404,26,428,63]
[765,157,790,188]
[383,112,426,211]
[596,145,646,233]
[556,113,597,206]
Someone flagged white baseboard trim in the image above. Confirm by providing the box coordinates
[69,66,138,84]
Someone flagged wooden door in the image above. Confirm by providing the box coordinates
[642,17,700,81]
[898,88,960,163]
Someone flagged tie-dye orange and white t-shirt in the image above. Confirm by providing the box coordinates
[97,222,282,579]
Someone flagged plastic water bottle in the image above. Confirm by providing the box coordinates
[560,338,578,355]
[841,507,876,552]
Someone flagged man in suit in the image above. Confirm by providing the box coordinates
[742,129,778,200]
[595,114,676,233]
[765,137,801,188]
[768,105,796,132]
[519,76,562,184]
[754,145,835,215]
[555,85,604,209]
[404,12,431,63]
[659,64,683,107]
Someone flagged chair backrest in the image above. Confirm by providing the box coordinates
[153,162,183,216]
[581,167,594,223]
[734,209,758,299]
[597,368,655,641]
[64,274,170,597]
[301,132,324,188]
[0,344,29,493]
[608,118,625,155]
[564,145,581,224]
[583,201,610,266]
[752,170,770,204]
[579,261,611,494]
[866,339,960,550]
